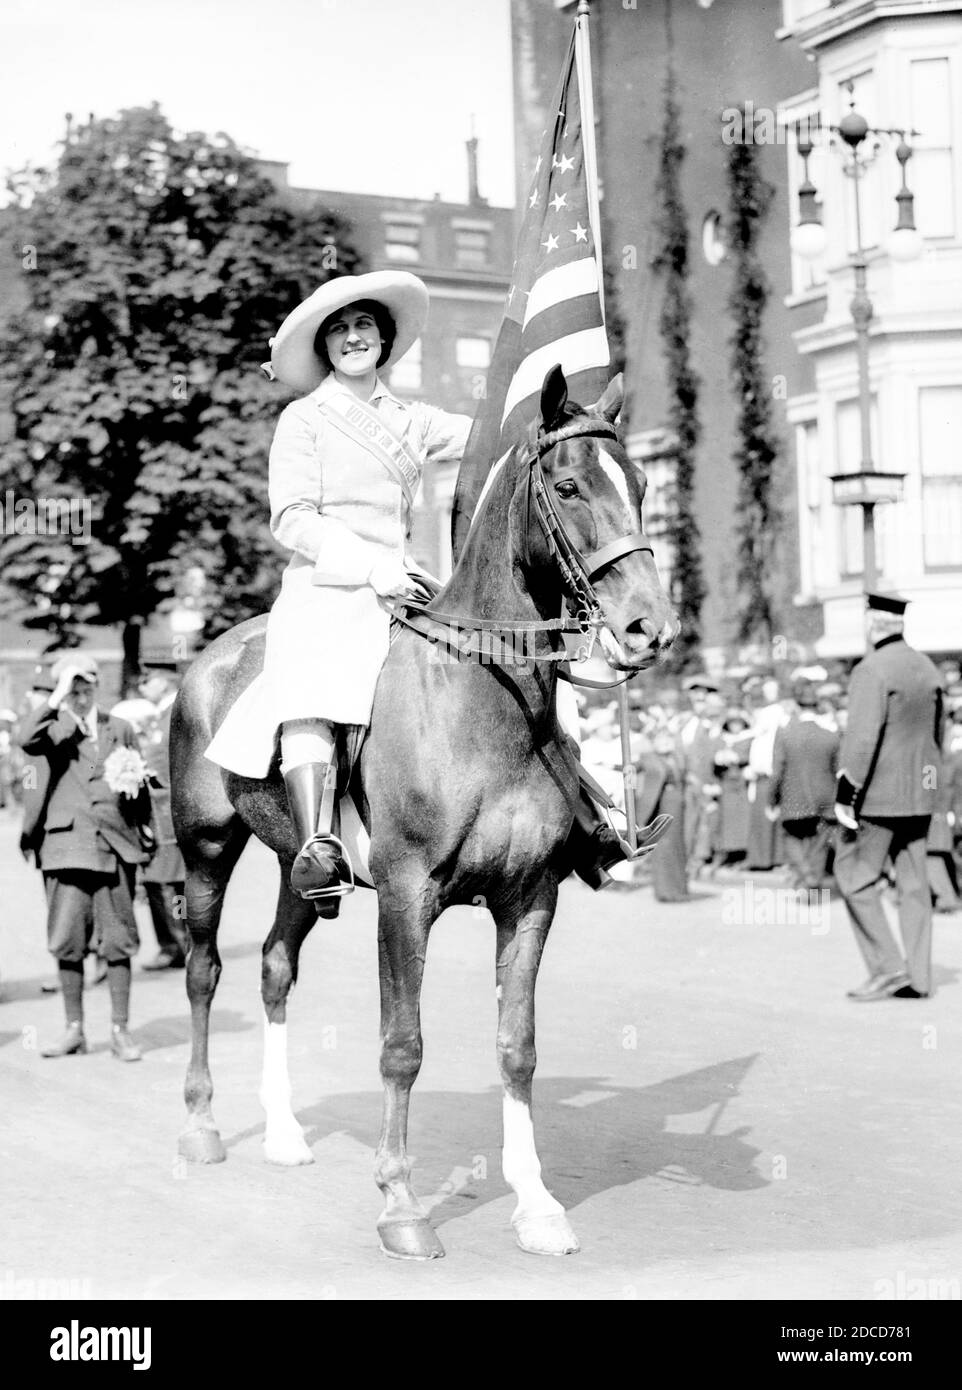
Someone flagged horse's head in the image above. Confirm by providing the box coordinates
[520,364,678,670]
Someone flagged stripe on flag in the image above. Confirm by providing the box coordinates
[517,295,606,360]
[502,328,611,424]
[523,258,600,328]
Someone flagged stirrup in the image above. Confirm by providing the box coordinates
[597,812,674,869]
[291,832,355,902]
[624,813,674,859]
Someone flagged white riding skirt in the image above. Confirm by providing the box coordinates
[204,558,391,778]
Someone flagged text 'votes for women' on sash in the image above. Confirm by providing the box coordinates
[318,394,421,514]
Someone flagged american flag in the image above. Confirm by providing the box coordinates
[450,26,610,558]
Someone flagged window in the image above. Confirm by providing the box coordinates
[701,211,726,266]
[797,420,832,590]
[383,216,422,264]
[910,58,955,241]
[389,338,421,393]
[453,221,491,270]
[835,396,883,579]
[919,386,962,570]
[455,337,490,370]
[455,336,490,401]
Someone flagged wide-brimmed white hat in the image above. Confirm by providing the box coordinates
[270,271,429,394]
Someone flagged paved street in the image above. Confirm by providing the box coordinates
[2,806,961,1302]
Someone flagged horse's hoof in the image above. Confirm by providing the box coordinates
[378,1219,446,1261]
[263,1129,315,1166]
[177,1128,227,1164]
[513,1212,580,1256]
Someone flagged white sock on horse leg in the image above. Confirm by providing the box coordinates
[280,719,336,775]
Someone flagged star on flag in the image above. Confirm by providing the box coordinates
[450,24,610,558]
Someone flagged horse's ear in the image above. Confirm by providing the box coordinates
[539,364,568,431]
[593,373,624,425]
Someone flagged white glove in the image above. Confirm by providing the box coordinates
[368,557,418,600]
[835,802,859,832]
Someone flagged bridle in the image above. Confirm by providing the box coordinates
[388,416,655,684]
[521,416,654,634]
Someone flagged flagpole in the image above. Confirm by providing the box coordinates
[578,0,639,851]
[617,682,639,853]
[575,0,605,323]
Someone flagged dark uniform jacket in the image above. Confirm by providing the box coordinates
[769,716,839,821]
[838,636,943,818]
[19,703,149,872]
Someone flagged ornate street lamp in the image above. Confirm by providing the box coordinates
[790,87,921,592]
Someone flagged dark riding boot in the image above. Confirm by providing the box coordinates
[283,762,355,904]
[568,786,673,891]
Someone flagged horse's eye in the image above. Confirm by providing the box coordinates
[555,480,579,501]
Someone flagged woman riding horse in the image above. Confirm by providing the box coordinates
[205,270,645,899]
[206,272,473,900]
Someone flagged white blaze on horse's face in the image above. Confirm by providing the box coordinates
[597,446,636,532]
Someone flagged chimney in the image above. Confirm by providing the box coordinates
[466,116,482,205]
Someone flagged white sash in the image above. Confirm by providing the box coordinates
[318,393,422,512]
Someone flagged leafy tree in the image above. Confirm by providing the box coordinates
[0,105,360,689]
[651,68,705,671]
[726,105,780,646]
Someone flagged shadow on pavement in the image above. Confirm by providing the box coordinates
[236,1054,767,1225]
[133,1009,255,1053]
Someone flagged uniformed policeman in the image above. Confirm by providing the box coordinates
[834,593,944,1001]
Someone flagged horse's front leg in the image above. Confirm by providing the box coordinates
[259,869,318,1165]
[178,830,248,1164]
[494,877,579,1256]
[373,883,443,1260]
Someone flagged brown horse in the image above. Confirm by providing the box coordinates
[169,365,676,1259]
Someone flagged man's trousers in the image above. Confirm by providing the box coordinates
[833,816,932,993]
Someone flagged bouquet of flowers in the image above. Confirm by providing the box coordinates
[103,745,151,798]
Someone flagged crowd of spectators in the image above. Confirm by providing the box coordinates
[578,660,962,908]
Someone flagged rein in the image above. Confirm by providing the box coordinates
[391,418,655,688]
